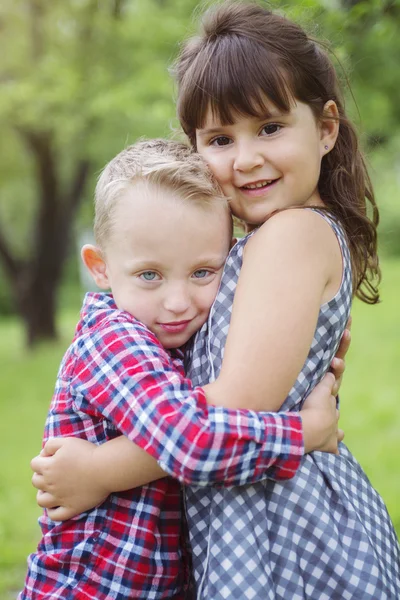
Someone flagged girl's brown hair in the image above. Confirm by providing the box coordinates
[174,0,380,303]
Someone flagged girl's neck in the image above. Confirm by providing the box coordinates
[243,195,326,233]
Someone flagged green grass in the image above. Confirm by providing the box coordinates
[0,309,80,598]
[338,258,400,532]
[1,261,399,595]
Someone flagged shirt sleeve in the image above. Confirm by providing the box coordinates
[72,317,304,486]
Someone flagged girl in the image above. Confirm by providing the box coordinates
[32,1,400,598]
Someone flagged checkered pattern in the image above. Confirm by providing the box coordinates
[20,293,305,600]
[185,210,400,599]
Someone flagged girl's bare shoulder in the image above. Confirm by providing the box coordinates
[246,208,339,258]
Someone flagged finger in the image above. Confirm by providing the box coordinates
[321,372,336,391]
[36,489,59,509]
[331,357,345,379]
[32,472,47,491]
[332,379,340,396]
[46,506,76,522]
[335,330,351,361]
[30,455,44,475]
[42,437,64,457]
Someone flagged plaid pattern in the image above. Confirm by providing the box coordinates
[20,293,304,600]
[186,210,400,599]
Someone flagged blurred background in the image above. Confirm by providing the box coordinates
[0,0,399,595]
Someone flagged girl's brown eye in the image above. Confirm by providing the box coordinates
[261,123,281,136]
[211,136,232,147]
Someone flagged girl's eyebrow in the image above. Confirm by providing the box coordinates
[197,110,290,136]
[196,127,225,137]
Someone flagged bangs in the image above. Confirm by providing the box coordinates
[177,35,296,137]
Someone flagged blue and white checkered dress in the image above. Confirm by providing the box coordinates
[185,210,400,599]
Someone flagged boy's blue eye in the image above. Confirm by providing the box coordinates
[261,123,281,136]
[193,269,210,279]
[140,271,158,281]
[211,136,231,147]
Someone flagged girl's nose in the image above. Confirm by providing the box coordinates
[233,141,264,172]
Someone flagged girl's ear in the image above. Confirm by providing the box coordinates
[320,100,339,157]
[81,244,110,290]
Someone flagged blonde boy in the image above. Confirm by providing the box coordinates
[21,139,312,600]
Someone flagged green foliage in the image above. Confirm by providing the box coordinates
[264,0,400,145]
[0,0,399,326]
[0,0,197,318]
[371,135,400,256]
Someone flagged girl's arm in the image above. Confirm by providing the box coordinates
[32,436,167,520]
[205,209,344,411]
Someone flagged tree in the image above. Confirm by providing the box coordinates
[0,0,197,346]
[1,0,399,346]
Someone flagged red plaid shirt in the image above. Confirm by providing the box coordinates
[21,293,303,599]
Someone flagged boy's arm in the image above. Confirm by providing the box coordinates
[67,317,306,487]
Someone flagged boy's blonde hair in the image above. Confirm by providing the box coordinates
[94,138,228,249]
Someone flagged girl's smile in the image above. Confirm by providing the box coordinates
[196,100,337,225]
[239,178,281,196]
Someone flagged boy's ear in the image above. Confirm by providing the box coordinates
[81,244,110,290]
[320,100,339,156]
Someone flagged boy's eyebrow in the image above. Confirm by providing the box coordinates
[125,254,227,271]
[125,259,162,271]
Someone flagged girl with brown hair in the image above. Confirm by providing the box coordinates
[174,3,400,597]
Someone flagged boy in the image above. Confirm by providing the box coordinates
[22,139,338,599]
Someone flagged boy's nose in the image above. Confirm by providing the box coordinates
[233,142,264,172]
[163,285,191,315]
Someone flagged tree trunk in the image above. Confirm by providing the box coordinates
[0,129,90,349]
[4,215,70,348]
[17,271,58,347]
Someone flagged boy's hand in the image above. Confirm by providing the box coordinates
[300,373,344,455]
[330,317,352,395]
[31,437,109,521]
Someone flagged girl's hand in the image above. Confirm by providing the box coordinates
[330,317,352,395]
[31,437,109,521]
[300,373,344,455]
